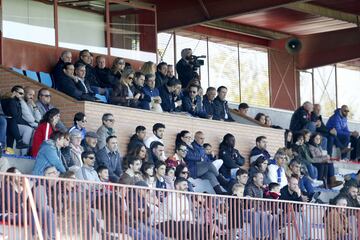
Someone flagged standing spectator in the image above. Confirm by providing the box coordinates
[96,113,116,150]
[142,74,162,112]
[159,78,182,112]
[118,156,143,185]
[96,136,122,183]
[182,84,207,118]
[166,143,188,168]
[267,149,288,188]
[111,69,141,108]
[250,136,271,164]
[144,123,165,148]
[75,151,101,181]
[1,85,31,149]
[69,112,87,140]
[35,88,67,132]
[52,50,72,86]
[202,87,216,119]
[238,102,249,115]
[213,86,234,122]
[176,48,194,89]
[127,125,146,152]
[326,105,358,158]
[155,62,168,88]
[289,101,316,133]
[219,133,245,178]
[133,71,151,110]
[81,131,98,153]
[31,108,61,158]
[32,131,66,176]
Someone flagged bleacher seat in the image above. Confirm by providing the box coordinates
[11,67,24,75]
[39,72,53,87]
[24,70,39,81]
[95,94,108,103]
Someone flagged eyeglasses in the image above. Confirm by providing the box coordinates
[179,148,188,152]
[87,156,95,160]
[118,62,125,65]
[82,120,87,123]
[128,77,134,80]
[106,119,115,122]
[42,94,51,98]
[17,91,24,95]
[190,91,197,93]
[181,171,189,174]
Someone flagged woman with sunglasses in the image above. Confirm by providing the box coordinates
[175,164,194,192]
[111,68,141,108]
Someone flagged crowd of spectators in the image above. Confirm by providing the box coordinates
[0,47,359,239]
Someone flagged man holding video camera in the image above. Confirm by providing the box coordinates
[176,48,205,89]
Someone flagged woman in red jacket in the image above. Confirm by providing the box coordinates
[31,108,61,157]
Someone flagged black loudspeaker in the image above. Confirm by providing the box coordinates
[285,38,302,54]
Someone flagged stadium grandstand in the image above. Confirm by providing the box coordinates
[0,0,360,239]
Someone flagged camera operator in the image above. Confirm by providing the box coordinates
[176,48,195,89]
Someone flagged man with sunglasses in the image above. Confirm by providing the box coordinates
[75,151,100,182]
[96,113,117,150]
[182,84,207,118]
[1,85,31,149]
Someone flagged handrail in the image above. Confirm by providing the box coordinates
[230,108,270,128]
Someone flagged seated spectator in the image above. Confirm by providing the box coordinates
[165,143,187,168]
[324,196,352,240]
[244,172,264,198]
[267,149,288,188]
[0,113,5,149]
[94,55,116,89]
[287,158,315,199]
[264,182,281,200]
[154,161,167,190]
[289,101,315,133]
[248,156,271,186]
[213,86,234,122]
[326,105,357,158]
[254,112,266,124]
[219,133,245,178]
[75,151,100,181]
[284,129,294,158]
[175,165,194,192]
[128,125,146,152]
[182,84,207,118]
[111,69,141,108]
[250,136,271,164]
[125,144,148,166]
[141,61,156,75]
[96,135,122,183]
[118,156,143,185]
[142,74,162,112]
[144,123,165,148]
[109,57,125,83]
[164,167,175,189]
[159,78,182,112]
[81,131,98,153]
[60,132,73,171]
[96,113,116,150]
[141,162,156,188]
[32,131,66,176]
[336,183,360,208]
[280,174,308,204]
[265,115,282,129]
[52,50,72,85]
[181,130,227,194]
[1,85,31,149]
[97,165,109,183]
[166,64,176,81]
[308,133,342,188]
[155,62,168,88]
[203,143,216,162]
[57,63,97,101]
[35,88,67,132]
[202,87,216,119]
[133,72,152,110]
[69,112,87,140]
[149,141,166,164]
[32,108,61,157]
[173,83,183,112]
[229,168,248,194]
[68,130,84,172]
[344,169,360,187]
[311,104,331,150]
[238,102,249,115]
[22,87,41,129]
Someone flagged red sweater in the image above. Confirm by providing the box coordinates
[31,122,53,158]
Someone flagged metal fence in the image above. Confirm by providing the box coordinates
[0,172,359,240]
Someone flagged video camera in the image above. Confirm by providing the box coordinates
[189,55,206,70]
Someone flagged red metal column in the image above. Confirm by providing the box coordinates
[105,0,111,57]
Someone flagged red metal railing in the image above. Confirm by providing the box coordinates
[0,172,359,240]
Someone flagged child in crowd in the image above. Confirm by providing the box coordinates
[264,182,281,199]
[204,143,216,161]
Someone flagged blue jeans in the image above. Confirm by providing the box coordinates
[299,176,314,195]
[0,116,7,148]
[305,163,318,180]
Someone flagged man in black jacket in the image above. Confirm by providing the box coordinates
[176,48,194,89]
[155,62,168,88]
[94,55,116,89]
[213,86,234,122]
[52,50,72,87]
[1,86,31,149]
[127,125,147,152]
[290,101,316,133]
[202,87,216,119]
[159,78,182,112]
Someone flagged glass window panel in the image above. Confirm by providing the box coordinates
[208,41,239,103]
[313,65,336,117]
[239,47,269,107]
[299,71,313,104]
[157,32,175,66]
[2,0,55,46]
[337,66,360,121]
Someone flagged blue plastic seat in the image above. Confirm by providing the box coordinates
[39,72,53,87]
[95,94,108,103]
[24,70,39,81]
[11,67,24,75]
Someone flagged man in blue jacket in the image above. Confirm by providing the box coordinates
[326,105,359,158]
[182,84,207,118]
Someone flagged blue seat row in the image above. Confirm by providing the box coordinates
[11,67,53,88]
